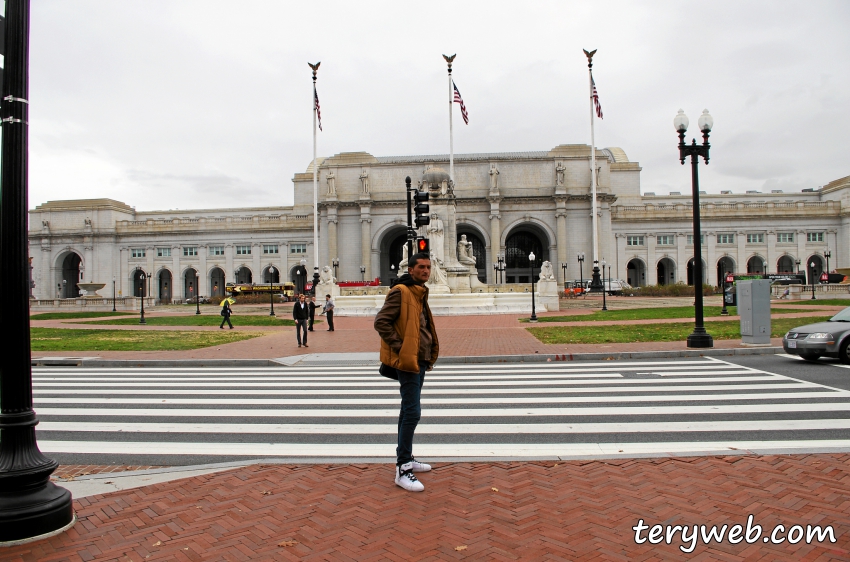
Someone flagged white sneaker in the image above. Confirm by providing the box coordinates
[395,463,424,492]
[410,459,431,473]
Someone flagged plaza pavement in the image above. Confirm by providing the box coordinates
[9,297,848,559]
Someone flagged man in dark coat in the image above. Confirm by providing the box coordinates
[308,296,318,331]
[292,294,309,347]
[219,301,233,329]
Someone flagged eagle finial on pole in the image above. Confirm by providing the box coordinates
[442,53,456,72]
[583,49,596,68]
[308,61,321,80]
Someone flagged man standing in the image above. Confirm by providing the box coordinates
[220,300,233,329]
[374,253,439,492]
[322,294,335,331]
[308,296,318,331]
[292,294,309,348]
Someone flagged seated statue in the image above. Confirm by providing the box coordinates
[539,260,555,281]
[457,234,476,266]
[319,265,336,285]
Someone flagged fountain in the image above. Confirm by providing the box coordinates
[76,282,106,298]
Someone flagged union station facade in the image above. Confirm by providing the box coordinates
[28,144,848,302]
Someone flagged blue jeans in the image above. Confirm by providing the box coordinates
[296,319,308,345]
[397,362,427,466]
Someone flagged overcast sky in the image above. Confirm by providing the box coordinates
[25,0,850,211]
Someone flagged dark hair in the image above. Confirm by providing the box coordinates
[326,294,331,298]
[408,253,431,269]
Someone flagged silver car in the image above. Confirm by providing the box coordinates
[783,306,850,362]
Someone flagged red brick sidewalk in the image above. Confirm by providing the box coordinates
[6,454,849,560]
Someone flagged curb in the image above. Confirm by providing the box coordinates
[32,346,784,368]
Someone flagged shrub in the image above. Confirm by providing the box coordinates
[626,283,715,297]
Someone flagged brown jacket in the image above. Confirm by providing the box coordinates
[374,282,439,373]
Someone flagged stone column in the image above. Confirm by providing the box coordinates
[327,206,339,269]
[360,204,371,278]
[705,232,717,282]
[84,244,94,282]
[40,243,51,299]
[766,230,777,273]
[555,201,567,284]
[225,244,234,284]
[120,246,129,297]
[796,229,807,268]
[252,243,261,282]
[145,247,154,283]
[199,245,208,296]
[615,233,626,282]
[646,233,657,284]
[172,245,182,302]
[488,196,502,284]
[676,233,687,283]
[734,231,746,274]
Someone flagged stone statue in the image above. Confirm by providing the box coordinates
[427,213,444,262]
[319,265,336,284]
[359,169,370,194]
[428,256,449,287]
[489,163,500,190]
[539,260,555,281]
[555,162,565,186]
[398,242,409,270]
[326,170,336,195]
[457,234,476,266]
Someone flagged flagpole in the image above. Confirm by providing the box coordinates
[444,54,455,182]
[309,62,320,293]
[584,49,602,291]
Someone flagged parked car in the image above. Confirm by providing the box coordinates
[782,306,850,362]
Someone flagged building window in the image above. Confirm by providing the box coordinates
[717,233,735,245]
[777,232,794,243]
[236,245,252,255]
[183,246,198,257]
[807,232,824,243]
[209,246,224,256]
[290,243,307,254]
[686,234,705,245]
[156,247,171,257]
[626,236,645,247]
[656,235,674,246]
[747,233,764,244]
[131,248,145,258]
[263,244,279,255]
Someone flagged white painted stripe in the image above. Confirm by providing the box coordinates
[36,439,850,457]
[35,402,850,418]
[653,370,765,377]
[37,418,850,435]
[777,354,804,361]
[33,391,847,406]
[31,380,812,396]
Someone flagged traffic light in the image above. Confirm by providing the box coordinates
[414,190,430,227]
[416,238,430,254]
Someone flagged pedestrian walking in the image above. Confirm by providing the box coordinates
[219,300,233,329]
[322,294,335,331]
[374,253,439,492]
[292,294,309,347]
[308,296,318,331]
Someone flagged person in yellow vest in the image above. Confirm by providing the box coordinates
[374,252,439,492]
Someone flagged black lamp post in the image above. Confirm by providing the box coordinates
[332,258,339,281]
[529,251,538,322]
[795,258,801,275]
[824,249,831,278]
[577,252,585,297]
[360,265,366,283]
[600,259,608,311]
[675,108,714,349]
[268,265,276,316]
[720,265,729,316]
[112,275,117,312]
[0,0,75,541]
[561,262,568,291]
[195,271,201,315]
[299,259,307,295]
[494,253,506,284]
[810,262,817,300]
[139,271,147,324]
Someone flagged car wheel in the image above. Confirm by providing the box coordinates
[799,353,822,362]
[839,340,850,364]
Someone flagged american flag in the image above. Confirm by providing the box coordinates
[453,81,469,125]
[591,75,603,119]
[314,86,322,131]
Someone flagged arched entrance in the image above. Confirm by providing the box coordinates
[746,256,767,274]
[656,258,675,285]
[627,258,646,287]
[777,255,796,274]
[158,269,172,303]
[209,267,225,297]
[235,266,252,284]
[457,227,487,283]
[263,266,280,283]
[504,229,548,283]
[184,268,198,301]
[60,253,83,298]
[290,264,308,294]
[686,259,707,286]
[132,268,148,297]
[716,257,735,286]
[379,227,409,286]
[807,255,825,284]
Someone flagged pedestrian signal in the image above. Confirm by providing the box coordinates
[416,238,430,253]
[414,190,430,227]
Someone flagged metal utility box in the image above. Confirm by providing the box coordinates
[738,279,771,345]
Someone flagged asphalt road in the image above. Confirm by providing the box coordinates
[723,353,850,392]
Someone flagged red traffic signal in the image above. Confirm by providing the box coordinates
[416,238,430,253]
[725,274,734,283]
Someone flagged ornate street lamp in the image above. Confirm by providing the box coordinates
[675,108,714,348]
[112,275,117,312]
[494,253,506,284]
[360,265,366,283]
[810,261,817,300]
[794,258,801,274]
[332,258,339,281]
[299,258,307,295]
[720,265,729,316]
[268,265,276,316]
[561,262,568,291]
[139,271,147,324]
[600,258,608,311]
[577,252,585,297]
[195,270,201,315]
[529,251,537,322]
[824,249,831,279]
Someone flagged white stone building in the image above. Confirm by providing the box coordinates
[28,144,848,302]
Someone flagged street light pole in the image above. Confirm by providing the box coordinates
[720,265,729,316]
[529,251,537,322]
[810,262,817,300]
[360,265,365,283]
[112,275,117,312]
[139,271,147,324]
[269,265,276,316]
[675,108,714,349]
[195,271,201,315]
[825,249,831,278]
[332,258,339,281]
[577,253,585,298]
[601,258,608,311]
[561,262,568,292]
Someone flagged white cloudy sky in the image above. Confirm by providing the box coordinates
[26,0,850,211]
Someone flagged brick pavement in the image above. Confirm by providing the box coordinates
[5,454,849,560]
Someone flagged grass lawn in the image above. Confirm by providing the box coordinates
[30,311,136,321]
[75,315,317,327]
[527,316,832,345]
[779,298,850,307]
[31,327,262,351]
[527,306,813,323]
